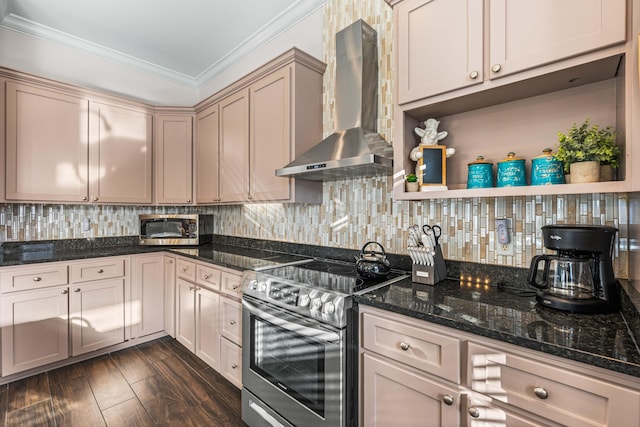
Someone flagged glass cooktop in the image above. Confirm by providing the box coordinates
[261,258,407,296]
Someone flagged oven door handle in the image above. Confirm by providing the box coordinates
[244,300,341,343]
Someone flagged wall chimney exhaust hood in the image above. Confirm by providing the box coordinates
[276,20,393,181]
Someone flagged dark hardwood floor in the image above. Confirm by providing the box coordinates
[0,336,246,426]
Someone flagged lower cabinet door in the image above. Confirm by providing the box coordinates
[219,336,242,389]
[362,352,460,427]
[195,286,220,370]
[131,254,165,338]
[1,286,69,376]
[70,278,125,356]
[176,278,196,351]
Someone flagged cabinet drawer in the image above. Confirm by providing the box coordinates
[176,259,196,281]
[70,258,125,283]
[221,271,242,297]
[220,296,241,345]
[467,342,640,426]
[1,264,68,292]
[196,264,221,291]
[220,337,242,389]
[361,310,460,383]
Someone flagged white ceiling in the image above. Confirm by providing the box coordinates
[0,0,326,87]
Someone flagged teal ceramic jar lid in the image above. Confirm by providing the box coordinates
[467,156,494,189]
[497,152,527,187]
[531,148,565,185]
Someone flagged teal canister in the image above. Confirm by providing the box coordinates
[497,152,527,187]
[467,156,494,188]
[531,148,565,185]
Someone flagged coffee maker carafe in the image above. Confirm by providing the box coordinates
[527,225,619,313]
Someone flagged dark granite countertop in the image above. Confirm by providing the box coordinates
[355,277,640,378]
[1,235,639,379]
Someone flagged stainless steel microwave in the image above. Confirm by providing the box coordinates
[139,214,201,245]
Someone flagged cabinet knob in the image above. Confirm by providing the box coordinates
[186,199,191,203]
[442,395,454,406]
[533,386,548,399]
[232,284,239,290]
[469,70,479,79]
[399,342,411,351]
[82,196,88,201]
[491,63,502,73]
[167,260,174,264]
[33,276,42,282]
[182,267,188,272]
[230,320,237,325]
[73,288,81,292]
[61,289,69,294]
[92,196,99,202]
[203,274,210,280]
[468,407,480,418]
[97,269,104,274]
[231,363,238,369]
[189,286,196,291]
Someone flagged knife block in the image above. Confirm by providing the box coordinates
[411,245,447,285]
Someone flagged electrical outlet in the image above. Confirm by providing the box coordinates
[496,218,514,256]
[82,218,90,232]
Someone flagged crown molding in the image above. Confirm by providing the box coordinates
[0,0,327,89]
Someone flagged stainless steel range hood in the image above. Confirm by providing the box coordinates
[276,20,393,181]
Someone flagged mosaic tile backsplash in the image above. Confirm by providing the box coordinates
[0,0,631,279]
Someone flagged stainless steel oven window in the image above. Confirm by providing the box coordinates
[250,313,326,416]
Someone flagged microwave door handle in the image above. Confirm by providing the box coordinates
[243,301,340,343]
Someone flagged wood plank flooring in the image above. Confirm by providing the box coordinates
[0,336,246,426]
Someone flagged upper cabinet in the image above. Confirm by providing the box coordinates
[386,0,636,200]
[155,112,194,204]
[4,78,153,204]
[194,48,325,204]
[395,0,626,105]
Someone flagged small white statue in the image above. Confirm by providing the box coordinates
[409,118,455,162]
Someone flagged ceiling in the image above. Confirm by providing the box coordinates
[0,0,326,87]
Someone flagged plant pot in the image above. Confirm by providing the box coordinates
[569,161,600,183]
[406,181,419,192]
[600,164,614,182]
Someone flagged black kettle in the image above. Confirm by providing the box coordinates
[355,241,391,279]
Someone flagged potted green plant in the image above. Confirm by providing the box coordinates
[405,173,419,192]
[554,119,620,183]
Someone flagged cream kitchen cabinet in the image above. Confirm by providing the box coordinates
[155,113,194,204]
[131,254,166,339]
[387,0,636,200]
[0,257,127,376]
[391,0,626,105]
[5,79,153,204]
[195,103,220,204]
[164,255,176,338]
[193,48,324,204]
[175,258,221,369]
[359,305,640,427]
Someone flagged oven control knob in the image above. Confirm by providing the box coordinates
[299,294,311,307]
[311,298,323,311]
[248,280,258,290]
[257,281,268,293]
[323,301,335,314]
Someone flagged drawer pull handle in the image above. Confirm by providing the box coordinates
[231,363,238,369]
[468,407,480,418]
[97,269,104,274]
[442,395,454,406]
[400,342,411,351]
[534,387,548,399]
[33,276,42,282]
[230,320,237,325]
[61,289,69,294]
[74,288,81,292]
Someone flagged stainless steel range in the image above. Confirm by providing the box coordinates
[241,258,407,427]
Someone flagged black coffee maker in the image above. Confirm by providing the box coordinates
[527,225,619,313]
